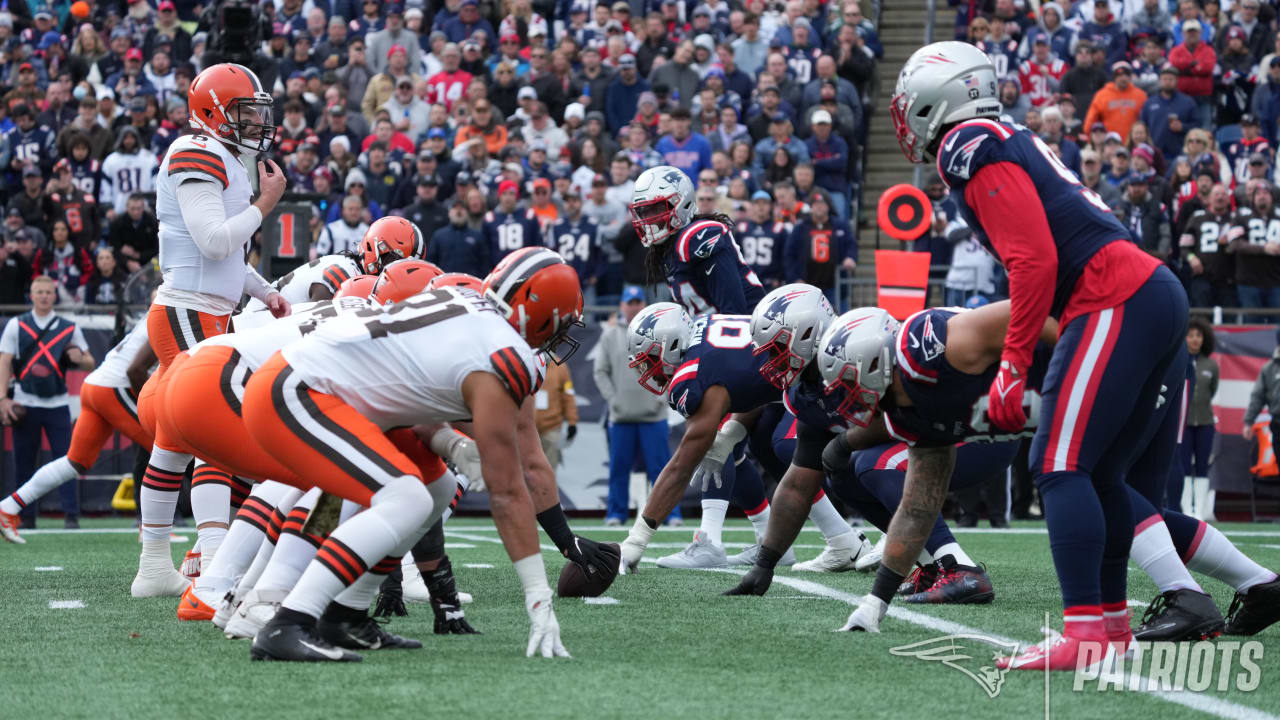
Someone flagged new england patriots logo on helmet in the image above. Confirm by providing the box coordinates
[762,288,810,324]
[635,305,673,338]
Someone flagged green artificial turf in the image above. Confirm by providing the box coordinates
[1,518,1278,720]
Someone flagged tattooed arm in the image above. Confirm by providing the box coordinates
[881,444,957,576]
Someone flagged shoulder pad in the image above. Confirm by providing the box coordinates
[677,220,729,262]
[937,120,1011,185]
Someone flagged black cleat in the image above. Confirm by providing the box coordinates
[318,602,422,650]
[903,556,994,604]
[897,563,939,596]
[250,609,363,662]
[1224,576,1280,636]
[1134,589,1225,641]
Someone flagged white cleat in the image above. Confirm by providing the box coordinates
[0,510,26,544]
[726,543,796,567]
[655,531,728,569]
[403,563,429,603]
[130,568,191,598]
[212,583,245,631]
[794,531,873,573]
[854,533,884,573]
[224,588,289,640]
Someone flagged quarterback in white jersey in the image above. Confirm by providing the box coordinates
[133,62,292,599]
[242,254,364,310]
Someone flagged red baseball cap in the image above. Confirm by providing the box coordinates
[126,48,143,61]
[532,177,551,190]
[501,33,520,44]
[387,44,407,59]
[158,0,176,10]
[498,179,519,196]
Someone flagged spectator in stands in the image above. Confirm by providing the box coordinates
[593,285,678,526]
[1181,182,1237,307]
[1170,18,1217,128]
[1230,182,1280,314]
[82,246,128,305]
[784,189,855,310]
[1085,60,1147,142]
[998,77,1029,124]
[367,5,423,74]
[1041,106,1082,174]
[1061,41,1108,113]
[1115,174,1172,258]
[1081,0,1128,68]
[1079,148,1122,209]
[942,217,998,307]
[805,110,850,222]
[1223,0,1273,60]
[606,54,649,132]
[0,275,95,529]
[106,194,156,274]
[428,201,489,275]
[31,220,93,304]
[1140,65,1198,160]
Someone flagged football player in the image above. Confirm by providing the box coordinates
[891,41,1189,669]
[132,63,290,598]
[242,248,583,661]
[630,165,764,316]
[0,321,156,544]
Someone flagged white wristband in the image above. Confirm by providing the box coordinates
[513,553,551,596]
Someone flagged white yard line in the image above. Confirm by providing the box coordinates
[33,566,63,572]
[461,563,494,569]
[48,600,84,609]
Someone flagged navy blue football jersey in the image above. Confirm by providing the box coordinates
[666,314,779,418]
[884,308,1050,448]
[546,215,601,284]
[665,218,765,316]
[735,219,786,285]
[483,208,544,265]
[936,118,1131,320]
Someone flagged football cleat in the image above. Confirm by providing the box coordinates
[402,562,430,603]
[224,587,288,640]
[318,604,423,650]
[655,531,728,569]
[212,587,244,631]
[180,549,201,579]
[251,611,363,662]
[896,562,940,596]
[1224,576,1280,636]
[854,533,883,572]
[177,584,217,621]
[997,626,1112,672]
[793,531,872,572]
[431,597,481,635]
[1133,589,1225,641]
[902,556,994,604]
[0,510,25,544]
[130,567,191,598]
[726,543,795,567]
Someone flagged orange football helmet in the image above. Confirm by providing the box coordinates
[187,63,276,155]
[482,247,584,362]
[371,259,443,305]
[333,274,378,299]
[428,272,485,293]
[358,216,427,275]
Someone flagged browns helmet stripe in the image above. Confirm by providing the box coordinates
[488,249,563,304]
[230,63,263,94]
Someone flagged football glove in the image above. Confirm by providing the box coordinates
[565,534,614,576]
[691,420,747,492]
[450,436,485,493]
[986,359,1027,433]
[722,565,774,596]
[525,590,571,658]
[838,595,888,633]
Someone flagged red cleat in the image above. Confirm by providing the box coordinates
[998,620,1111,672]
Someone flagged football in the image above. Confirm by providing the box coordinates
[557,542,622,598]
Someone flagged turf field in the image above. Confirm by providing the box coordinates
[3,518,1280,720]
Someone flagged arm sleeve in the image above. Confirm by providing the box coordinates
[175,179,263,262]
[242,264,275,302]
[963,161,1058,370]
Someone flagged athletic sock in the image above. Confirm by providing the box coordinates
[807,490,852,541]
[1130,514,1202,593]
[1186,522,1279,592]
[1039,471,1105,609]
[334,556,401,612]
[139,447,190,543]
[190,464,233,568]
[254,491,325,592]
[932,541,976,568]
[744,499,770,542]
[699,498,729,547]
[3,457,77,514]
[1063,605,1106,640]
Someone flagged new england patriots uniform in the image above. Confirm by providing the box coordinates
[545,214,601,287]
[665,219,764,316]
[735,219,787,286]
[483,208,543,267]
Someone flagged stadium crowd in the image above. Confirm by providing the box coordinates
[923,0,1280,315]
[0,0,880,310]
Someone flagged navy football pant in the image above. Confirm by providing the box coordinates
[12,405,75,522]
[1030,267,1189,611]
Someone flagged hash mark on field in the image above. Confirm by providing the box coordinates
[48,600,84,609]
[445,542,476,549]
[34,566,63,572]
[462,563,494,569]
[584,597,619,605]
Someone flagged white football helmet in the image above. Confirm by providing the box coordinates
[891,41,1000,164]
[816,308,900,427]
[750,284,836,390]
[629,165,696,247]
[627,302,695,394]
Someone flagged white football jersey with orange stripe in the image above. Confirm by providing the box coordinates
[84,321,150,389]
[154,134,255,312]
[281,288,539,429]
[193,297,370,369]
[242,255,362,312]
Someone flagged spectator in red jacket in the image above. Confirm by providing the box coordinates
[1169,18,1217,128]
